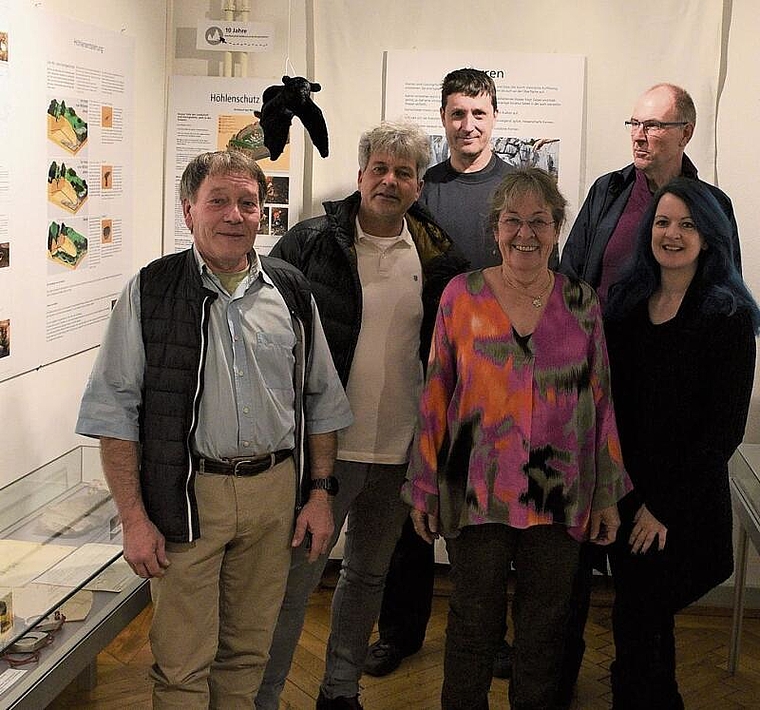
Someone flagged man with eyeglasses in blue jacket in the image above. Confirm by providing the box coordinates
[559,83,740,300]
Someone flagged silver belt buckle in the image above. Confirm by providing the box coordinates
[231,457,252,476]
[230,453,275,476]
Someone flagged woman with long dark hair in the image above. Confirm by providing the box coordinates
[605,177,760,709]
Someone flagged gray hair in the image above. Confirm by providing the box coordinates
[358,121,431,179]
[489,168,568,233]
[647,83,696,125]
[179,150,268,205]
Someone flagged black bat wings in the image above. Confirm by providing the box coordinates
[254,75,329,160]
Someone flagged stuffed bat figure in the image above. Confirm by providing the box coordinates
[254,75,329,160]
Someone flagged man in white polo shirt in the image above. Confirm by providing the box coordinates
[255,121,468,710]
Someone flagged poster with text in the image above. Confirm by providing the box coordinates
[0,9,133,382]
[165,75,305,255]
[383,50,585,242]
[0,0,12,371]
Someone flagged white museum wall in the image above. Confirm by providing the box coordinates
[716,0,760,593]
[308,1,724,216]
[718,0,760,439]
[0,0,168,486]
[170,0,307,82]
[3,0,760,595]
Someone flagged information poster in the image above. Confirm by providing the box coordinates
[0,9,133,381]
[165,75,304,255]
[0,0,13,369]
[383,50,585,237]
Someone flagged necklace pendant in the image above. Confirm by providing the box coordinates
[532,296,542,308]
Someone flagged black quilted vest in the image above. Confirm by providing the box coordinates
[139,249,313,542]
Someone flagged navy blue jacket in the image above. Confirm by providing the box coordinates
[559,155,742,286]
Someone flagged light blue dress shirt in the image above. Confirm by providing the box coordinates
[76,247,352,460]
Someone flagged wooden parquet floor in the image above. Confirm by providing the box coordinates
[49,569,760,709]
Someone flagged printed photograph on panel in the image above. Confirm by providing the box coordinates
[47,98,88,155]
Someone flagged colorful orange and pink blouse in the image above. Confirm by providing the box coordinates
[402,270,630,541]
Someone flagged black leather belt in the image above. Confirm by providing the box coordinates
[195,450,292,477]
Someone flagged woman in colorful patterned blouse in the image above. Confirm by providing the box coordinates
[605,178,759,709]
[402,168,631,710]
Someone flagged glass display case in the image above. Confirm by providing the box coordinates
[728,444,760,674]
[0,446,149,709]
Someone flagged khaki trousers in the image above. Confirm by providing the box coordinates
[149,458,295,709]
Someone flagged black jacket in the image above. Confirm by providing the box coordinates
[559,155,742,286]
[270,191,469,383]
[139,249,314,543]
[607,281,755,610]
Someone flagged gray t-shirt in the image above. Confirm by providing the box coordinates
[420,153,513,269]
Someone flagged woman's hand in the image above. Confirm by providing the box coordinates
[629,504,667,554]
[410,508,439,544]
[589,504,620,545]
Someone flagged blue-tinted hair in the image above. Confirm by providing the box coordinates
[606,177,760,333]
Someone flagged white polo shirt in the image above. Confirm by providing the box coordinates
[337,218,424,464]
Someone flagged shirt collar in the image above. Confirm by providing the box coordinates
[192,245,270,290]
[354,217,414,248]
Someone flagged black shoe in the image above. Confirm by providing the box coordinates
[492,639,513,679]
[363,639,410,677]
[316,689,363,709]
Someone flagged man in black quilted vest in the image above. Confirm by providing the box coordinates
[76,150,351,709]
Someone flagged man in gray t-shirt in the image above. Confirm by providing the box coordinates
[419,70,514,269]
[420,147,512,269]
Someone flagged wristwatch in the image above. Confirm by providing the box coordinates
[310,476,339,496]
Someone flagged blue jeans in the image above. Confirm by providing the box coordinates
[254,460,410,708]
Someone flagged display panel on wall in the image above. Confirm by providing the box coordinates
[164,75,304,256]
[0,4,134,383]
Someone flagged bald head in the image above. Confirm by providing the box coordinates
[629,84,695,190]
